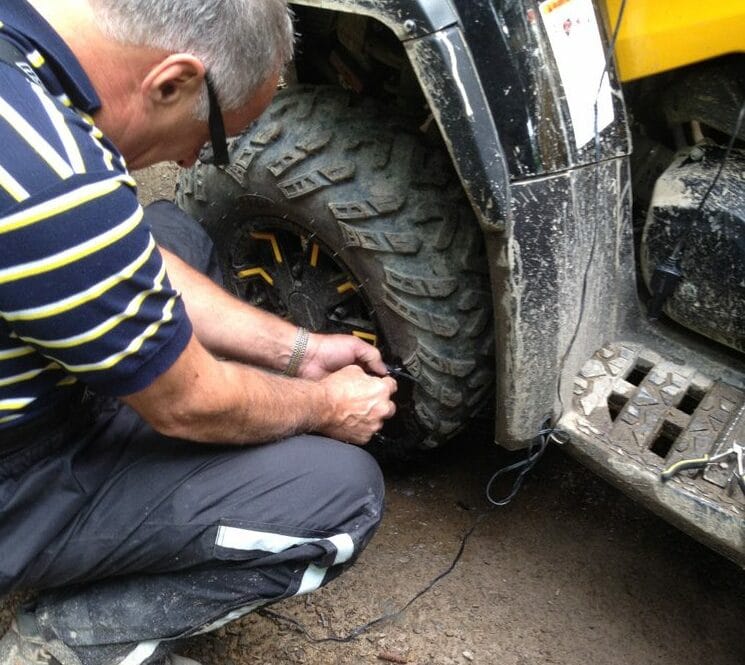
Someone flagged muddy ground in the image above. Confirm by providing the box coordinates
[204,434,745,665]
[3,165,744,665]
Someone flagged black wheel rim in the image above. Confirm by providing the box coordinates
[227,218,380,346]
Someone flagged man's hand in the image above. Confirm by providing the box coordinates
[319,365,398,444]
[299,333,388,380]
[153,250,396,445]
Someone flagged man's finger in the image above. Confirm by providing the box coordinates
[383,375,398,394]
[355,341,387,375]
[385,400,397,420]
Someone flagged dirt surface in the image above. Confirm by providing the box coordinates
[196,435,745,665]
[2,165,744,665]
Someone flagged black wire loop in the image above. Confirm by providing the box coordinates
[485,428,563,507]
[259,424,568,643]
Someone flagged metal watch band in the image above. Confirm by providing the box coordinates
[283,326,310,377]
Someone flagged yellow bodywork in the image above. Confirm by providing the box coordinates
[603,0,745,81]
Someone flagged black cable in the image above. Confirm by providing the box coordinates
[555,0,627,413]
[488,6,625,508]
[594,0,627,161]
[671,99,745,259]
[259,427,568,642]
[257,514,486,644]
[485,427,564,506]
[673,100,745,258]
[646,95,745,320]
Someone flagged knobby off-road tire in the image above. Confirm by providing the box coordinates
[176,85,493,452]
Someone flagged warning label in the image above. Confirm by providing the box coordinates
[539,0,614,149]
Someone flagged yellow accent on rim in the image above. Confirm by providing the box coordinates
[352,331,378,346]
[309,243,320,268]
[250,232,283,264]
[236,267,274,286]
[336,281,357,295]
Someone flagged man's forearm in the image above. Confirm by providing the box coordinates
[160,246,299,371]
[161,361,327,444]
[122,332,396,446]
[123,333,327,444]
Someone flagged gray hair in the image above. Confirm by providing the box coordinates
[89,0,294,118]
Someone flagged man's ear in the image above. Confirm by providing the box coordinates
[142,54,205,109]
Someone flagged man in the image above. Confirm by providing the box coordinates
[0,1,397,664]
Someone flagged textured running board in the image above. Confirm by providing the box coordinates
[559,343,745,567]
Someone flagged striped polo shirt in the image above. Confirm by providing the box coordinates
[0,1,192,429]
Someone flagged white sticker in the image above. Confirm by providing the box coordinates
[539,0,614,149]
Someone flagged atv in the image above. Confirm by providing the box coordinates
[176,0,745,567]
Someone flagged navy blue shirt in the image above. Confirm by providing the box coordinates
[0,0,192,427]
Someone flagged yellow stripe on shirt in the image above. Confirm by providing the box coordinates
[27,50,45,68]
[0,92,73,179]
[57,295,180,373]
[0,345,35,361]
[0,173,135,235]
[0,396,35,410]
[32,84,86,174]
[85,124,115,171]
[1,236,157,322]
[0,362,59,388]
[0,206,144,285]
[0,163,29,202]
[20,262,168,349]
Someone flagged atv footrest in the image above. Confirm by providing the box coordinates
[560,343,745,567]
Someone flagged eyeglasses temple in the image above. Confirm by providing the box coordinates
[205,73,230,166]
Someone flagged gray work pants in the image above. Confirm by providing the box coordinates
[0,202,385,665]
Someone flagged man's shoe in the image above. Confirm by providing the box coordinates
[0,611,81,665]
[1,611,201,665]
[0,619,57,665]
